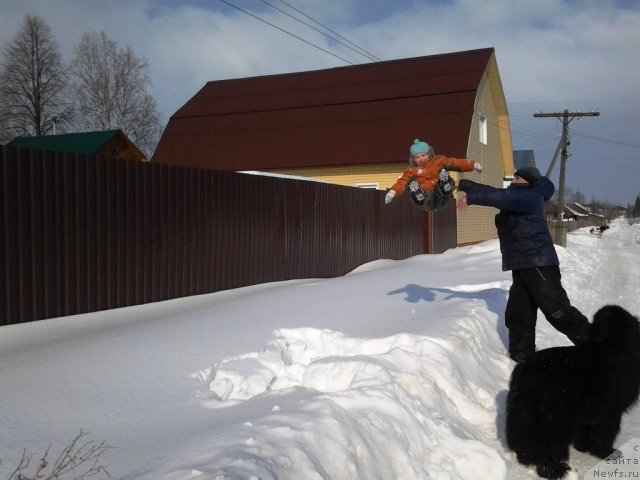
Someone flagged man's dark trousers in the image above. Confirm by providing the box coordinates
[505,265,590,359]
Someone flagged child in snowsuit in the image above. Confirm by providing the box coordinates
[385,139,483,211]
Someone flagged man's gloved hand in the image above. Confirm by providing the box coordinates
[384,190,396,205]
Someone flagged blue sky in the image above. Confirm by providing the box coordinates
[1,0,639,205]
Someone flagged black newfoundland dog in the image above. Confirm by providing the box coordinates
[506,305,640,479]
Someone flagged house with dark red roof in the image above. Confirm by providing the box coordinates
[154,48,514,245]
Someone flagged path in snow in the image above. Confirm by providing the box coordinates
[583,224,640,314]
[575,223,640,462]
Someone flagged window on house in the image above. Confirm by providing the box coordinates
[479,114,488,145]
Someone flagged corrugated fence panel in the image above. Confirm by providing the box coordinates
[431,201,458,254]
[0,145,454,325]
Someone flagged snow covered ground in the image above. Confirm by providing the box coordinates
[1,220,639,479]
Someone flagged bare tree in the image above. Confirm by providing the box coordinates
[0,15,73,142]
[71,31,162,157]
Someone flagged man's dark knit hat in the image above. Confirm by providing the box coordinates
[514,166,541,185]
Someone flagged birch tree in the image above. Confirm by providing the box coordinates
[0,15,73,141]
[71,31,161,157]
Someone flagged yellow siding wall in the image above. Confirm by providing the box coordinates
[457,72,502,244]
[458,54,514,246]
[268,163,409,190]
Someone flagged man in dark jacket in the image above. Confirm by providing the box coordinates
[457,166,590,362]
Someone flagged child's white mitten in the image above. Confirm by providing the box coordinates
[384,190,396,204]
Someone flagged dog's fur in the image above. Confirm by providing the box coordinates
[590,225,610,235]
[506,305,640,479]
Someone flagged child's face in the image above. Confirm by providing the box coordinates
[413,152,430,165]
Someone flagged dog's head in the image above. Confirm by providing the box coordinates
[590,305,640,353]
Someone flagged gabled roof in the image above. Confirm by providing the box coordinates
[9,130,146,161]
[573,202,606,218]
[572,202,591,215]
[153,48,498,170]
[546,200,589,218]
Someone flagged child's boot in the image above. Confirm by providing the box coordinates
[436,169,454,196]
[407,178,426,204]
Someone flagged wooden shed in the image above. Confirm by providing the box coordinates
[154,47,514,245]
[9,129,147,162]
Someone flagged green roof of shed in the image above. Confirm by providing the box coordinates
[9,130,122,155]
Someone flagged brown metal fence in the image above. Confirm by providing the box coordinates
[1,146,456,325]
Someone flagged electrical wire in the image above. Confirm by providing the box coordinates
[571,132,640,149]
[256,0,379,62]
[274,0,382,62]
[216,0,355,65]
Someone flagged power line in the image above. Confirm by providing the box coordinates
[275,0,382,62]
[510,124,559,141]
[255,0,380,62]
[571,132,640,149]
[216,0,355,65]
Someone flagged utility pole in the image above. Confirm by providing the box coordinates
[534,109,600,246]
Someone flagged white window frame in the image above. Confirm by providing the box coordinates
[479,114,488,145]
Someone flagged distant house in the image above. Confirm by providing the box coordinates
[614,206,628,219]
[571,202,591,216]
[513,150,536,170]
[9,129,146,162]
[573,202,607,224]
[544,200,612,231]
[154,48,514,246]
[545,200,588,221]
